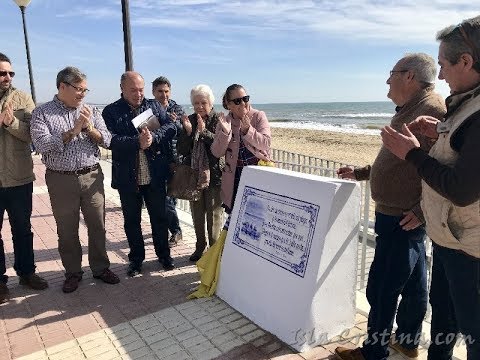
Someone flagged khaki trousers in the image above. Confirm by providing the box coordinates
[190,185,223,253]
[45,167,110,277]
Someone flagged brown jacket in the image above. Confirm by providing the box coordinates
[0,86,35,188]
[355,88,446,220]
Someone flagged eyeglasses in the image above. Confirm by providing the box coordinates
[389,70,408,77]
[229,95,250,105]
[64,82,90,94]
[0,71,15,77]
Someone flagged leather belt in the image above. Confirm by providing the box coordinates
[48,163,100,176]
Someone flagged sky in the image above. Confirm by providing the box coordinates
[1,1,478,105]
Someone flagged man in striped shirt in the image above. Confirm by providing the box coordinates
[31,66,120,293]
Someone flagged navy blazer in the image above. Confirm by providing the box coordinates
[102,96,177,192]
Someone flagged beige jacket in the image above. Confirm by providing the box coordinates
[421,93,480,258]
[0,87,35,188]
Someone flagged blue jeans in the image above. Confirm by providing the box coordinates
[165,196,181,235]
[428,244,480,360]
[119,183,171,265]
[0,183,36,283]
[362,212,428,360]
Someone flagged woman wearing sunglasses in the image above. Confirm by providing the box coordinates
[211,84,271,217]
[177,84,225,262]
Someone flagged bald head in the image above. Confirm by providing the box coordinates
[120,71,145,108]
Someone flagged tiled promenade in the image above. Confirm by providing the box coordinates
[0,158,466,360]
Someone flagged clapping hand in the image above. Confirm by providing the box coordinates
[381,124,420,160]
[408,115,440,139]
[73,105,92,135]
[196,113,205,133]
[218,112,231,134]
[181,114,192,136]
[240,113,251,135]
[0,102,14,127]
[139,127,153,149]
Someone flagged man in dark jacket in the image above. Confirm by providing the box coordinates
[102,72,177,276]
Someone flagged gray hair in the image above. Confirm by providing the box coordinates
[436,15,480,72]
[190,84,215,105]
[56,66,87,89]
[400,53,437,88]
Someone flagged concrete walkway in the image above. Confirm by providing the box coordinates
[0,157,466,360]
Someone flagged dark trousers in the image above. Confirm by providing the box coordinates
[0,182,35,283]
[46,168,110,277]
[362,212,428,360]
[119,183,170,265]
[428,244,480,360]
[165,196,181,235]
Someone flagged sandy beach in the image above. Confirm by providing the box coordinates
[271,127,382,167]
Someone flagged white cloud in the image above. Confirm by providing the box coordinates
[53,1,478,44]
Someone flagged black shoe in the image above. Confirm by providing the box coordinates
[127,263,142,277]
[159,257,175,271]
[189,251,203,262]
[0,282,9,303]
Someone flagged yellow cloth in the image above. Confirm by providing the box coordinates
[187,229,227,299]
[187,160,275,299]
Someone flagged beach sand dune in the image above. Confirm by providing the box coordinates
[271,128,382,167]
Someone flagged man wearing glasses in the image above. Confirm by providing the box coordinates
[381,16,480,360]
[30,66,120,293]
[336,53,446,360]
[0,53,48,303]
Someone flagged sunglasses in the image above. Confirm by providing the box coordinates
[0,71,15,77]
[229,95,250,105]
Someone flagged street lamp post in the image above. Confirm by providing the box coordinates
[13,0,36,104]
[121,0,134,71]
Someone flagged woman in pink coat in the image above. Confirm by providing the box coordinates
[211,84,271,216]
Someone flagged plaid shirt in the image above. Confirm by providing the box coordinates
[31,96,111,171]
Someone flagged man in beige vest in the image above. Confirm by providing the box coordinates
[0,53,48,303]
[381,15,480,360]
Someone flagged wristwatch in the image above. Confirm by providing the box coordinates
[83,122,94,133]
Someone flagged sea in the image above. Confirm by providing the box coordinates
[94,101,395,135]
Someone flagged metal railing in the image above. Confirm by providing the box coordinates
[99,148,378,290]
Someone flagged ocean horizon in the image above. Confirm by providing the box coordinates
[92,101,394,135]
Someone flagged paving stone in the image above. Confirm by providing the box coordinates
[151,342,183,356]
[174,328,201,342]
[45,339,79,354]
[234,323,258,336]
[116,339,147,355]
[142,330,171,345]
[194,348,222,360]
[149,337,177,352]
[219,312,243,324]
[168,322,194,336]
[242,328,265,342]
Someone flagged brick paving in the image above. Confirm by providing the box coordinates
[0,157,466,360]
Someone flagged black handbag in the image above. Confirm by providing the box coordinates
[167,164,201,201]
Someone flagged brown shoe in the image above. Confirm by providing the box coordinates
[0,282,9,303]
[93,269,120,284]
[389,337,419,359]
[19,274,48,290]
[62,275,82,293]
[335,347,366,360]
